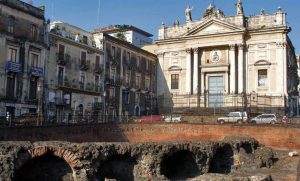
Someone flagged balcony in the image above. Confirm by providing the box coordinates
[105,77,122,87]
[108,97,118,107]
[54,97,66,106]
[108,56,119,66]
[80,60,89,71]
[93,102,103,110]
[56,80,102,96]
[29,66,43,77]
[56,53,70,66]
[25,98,38,105]
[94,65,104,74]
[6,61,22,73]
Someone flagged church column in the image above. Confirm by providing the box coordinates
[201,72,205,95]
[229,44,236,94]
[193,48,199,94]
[238,43,244,93]
[186,49,192,94]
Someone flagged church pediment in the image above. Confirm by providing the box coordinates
[184,18,245,37]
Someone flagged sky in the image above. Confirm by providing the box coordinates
[32,0,300,54]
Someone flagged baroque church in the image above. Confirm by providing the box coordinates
[153,0,298,114]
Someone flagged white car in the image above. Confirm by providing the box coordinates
[164,115,182,122]
[251,114,277,124]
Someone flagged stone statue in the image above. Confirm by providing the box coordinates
[185,6,193,22]
[260,8,265,15]
[236,0,244,15]
[203,3,215,18]
[173,19,180,27]
[216,8,225,18]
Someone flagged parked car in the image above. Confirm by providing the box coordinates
[217,112,248,124]
[137,115,163,123]
[164,115,182,123]
[250,114,277,124]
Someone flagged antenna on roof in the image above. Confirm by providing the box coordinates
[97,0,101,28]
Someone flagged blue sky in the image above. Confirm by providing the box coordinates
[32,0,300,54]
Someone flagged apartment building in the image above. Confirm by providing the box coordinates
[93,32,157,122]
[46,21,104,123]
[0,0,46,117]
[94,25,153,48]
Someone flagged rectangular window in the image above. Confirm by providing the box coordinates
[57,67,64,85]
[146,60,149,70]
[8,47,17,62]
[135,93,140,103]
[109,87,115,98]
[29,78,37,100]
[137,56,140,67]
[111,68,116,80]
[145,77,150,90]
[95,75,100,92]
[81,51,86,62]
[31,24,38,39]
[127,52,131,64]
[30,53,39,67]
[171,74,179,89]
[125,71,131,85]
[8,16,15,33]
[80,72,85,89]
[6,74,16,99]
[258,69,268,87]
[95,55,100,66]
[136,75,141,89]
[112,46,116,58]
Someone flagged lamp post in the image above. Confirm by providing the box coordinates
[102,91,106,123]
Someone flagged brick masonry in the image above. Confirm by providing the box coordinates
[0,124,299,151]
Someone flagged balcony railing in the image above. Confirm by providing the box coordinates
[93,102,103,110]
[94,64,104,74]
[25,98,38,105]
[54,97,66,106]
[80,60,89,71]
[56,53,70,66]
[29,66,43,77]
[6,61,22,73]
[56,80,102,95]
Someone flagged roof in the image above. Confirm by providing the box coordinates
[0,0,45,19]
[93,25,153,37]
[104,33,157,59]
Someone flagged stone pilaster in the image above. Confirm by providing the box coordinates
[186,49,192,94]
[229,44,236,94]
[193,48,199,94]
[238,43,244,93]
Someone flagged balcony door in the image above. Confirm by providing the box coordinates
[6,74,16,100]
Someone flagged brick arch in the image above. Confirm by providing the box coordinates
[15,146,83,177]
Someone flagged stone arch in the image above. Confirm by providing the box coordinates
[14,146,86,181]
[98,154,137,181]
[160,150,200,180]
[209,144,234,174]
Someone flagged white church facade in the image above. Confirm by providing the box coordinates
[153,1,298,115]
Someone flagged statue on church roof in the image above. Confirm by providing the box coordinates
[216,8,225,18]
[203,3,215,18]
[236,0,244,16]
[185,6,193,22]
[174,19,180,27]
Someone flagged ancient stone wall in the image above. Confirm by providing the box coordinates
[0,124,299,151]
[0,137,276,181]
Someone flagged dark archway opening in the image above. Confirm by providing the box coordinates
[14,152,74,181]
[98,154,137,181]
[209,145,234,174]
[160,150,200,180]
